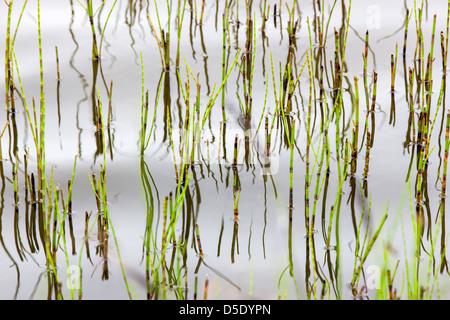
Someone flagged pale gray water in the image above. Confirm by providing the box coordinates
[0,0,449,300]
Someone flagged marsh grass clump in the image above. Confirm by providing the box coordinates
[4,0,450,301]
[147,0,175,71]
[76,0,117,60]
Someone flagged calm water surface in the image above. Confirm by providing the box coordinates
[1,0,449,300]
